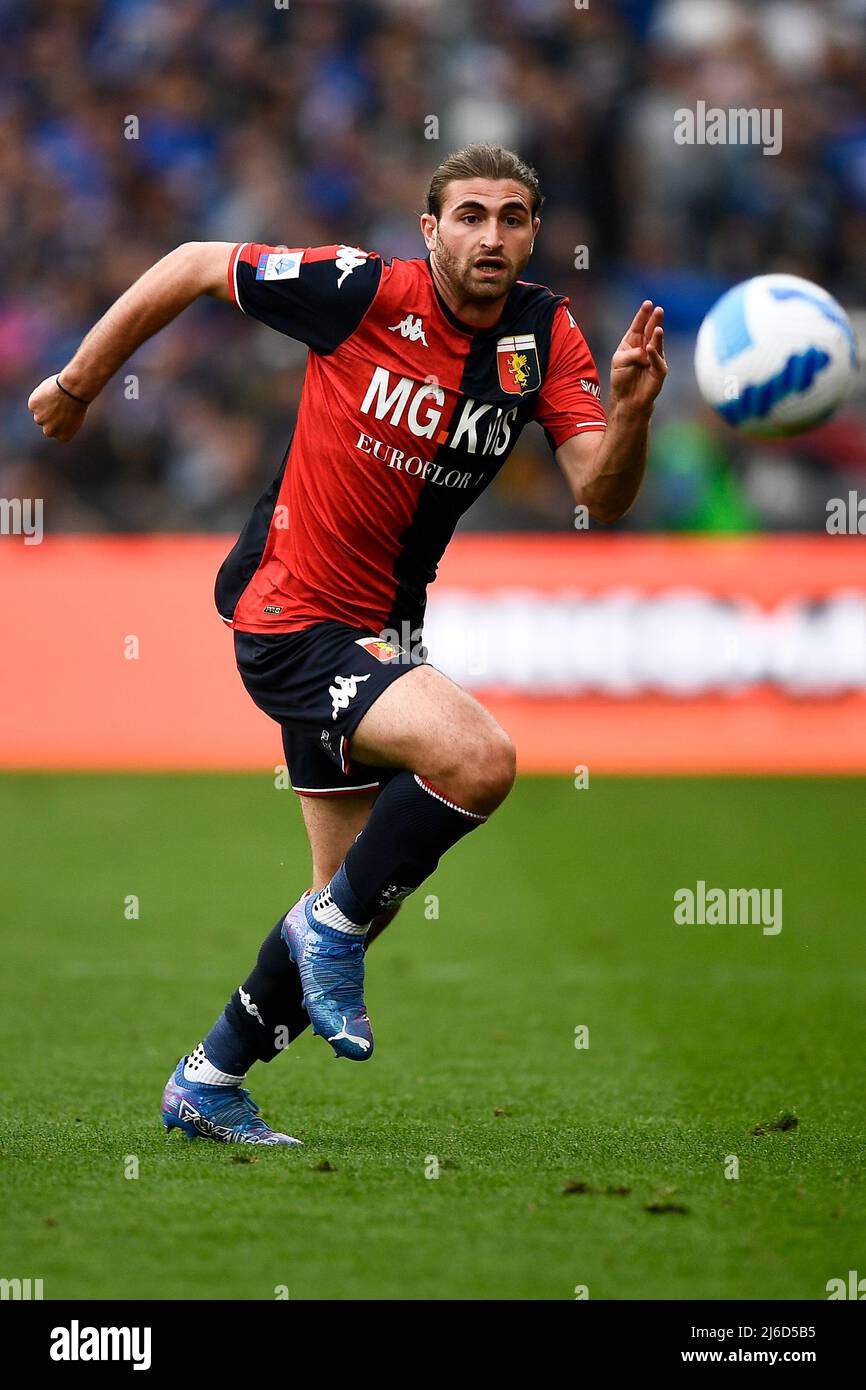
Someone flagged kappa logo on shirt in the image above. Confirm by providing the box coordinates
[388,313,428,346]
[335,245,367,288]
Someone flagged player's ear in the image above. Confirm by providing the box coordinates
[420,213,438,251]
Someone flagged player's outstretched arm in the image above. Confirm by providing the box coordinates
[27,241,235,442]
[556,300,667,524]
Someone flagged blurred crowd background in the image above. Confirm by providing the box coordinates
[2,0,865,535]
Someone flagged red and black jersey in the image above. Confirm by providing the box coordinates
[215,242,607,636]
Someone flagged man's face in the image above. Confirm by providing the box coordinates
[422,178,540,303]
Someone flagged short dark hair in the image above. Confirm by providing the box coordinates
[426,143,544,220]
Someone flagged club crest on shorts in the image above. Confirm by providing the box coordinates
[355,637,404,662]
[496,334,540,395]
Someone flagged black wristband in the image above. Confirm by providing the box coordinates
[55,376,92,406]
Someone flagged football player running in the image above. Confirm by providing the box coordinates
[28,144,666,1146]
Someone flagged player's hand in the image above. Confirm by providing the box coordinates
[609,301,667,414]
[27,375,90,442]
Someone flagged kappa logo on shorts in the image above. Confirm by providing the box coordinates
[355,637,405,662]
[329,673,371,720]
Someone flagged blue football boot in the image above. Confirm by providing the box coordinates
[281,893,373,1061]
[162,1059,302,1146]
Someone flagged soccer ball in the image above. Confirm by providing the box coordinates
[694,274,859,437]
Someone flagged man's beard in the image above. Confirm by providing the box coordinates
[432,233,523,302]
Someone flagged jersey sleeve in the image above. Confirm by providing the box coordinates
[227,242,383,354]
[534,302,607,450]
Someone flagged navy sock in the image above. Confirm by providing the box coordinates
[316,772,487,928]
[202,918,309,1075]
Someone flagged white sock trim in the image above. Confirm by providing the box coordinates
[310,886,369,937]
[183,1042,245,1086]
[414,774,487,821]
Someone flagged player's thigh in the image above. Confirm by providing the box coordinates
[348,664,516,813]
[298,789,379,890]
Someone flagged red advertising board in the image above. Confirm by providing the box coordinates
[1,535,864,773]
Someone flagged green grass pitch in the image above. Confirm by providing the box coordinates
[1,773,863,1301]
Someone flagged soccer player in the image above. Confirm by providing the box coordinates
[28,143,666,1146]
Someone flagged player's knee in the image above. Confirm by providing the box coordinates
[475,728,516,810]
[439,726,515,814]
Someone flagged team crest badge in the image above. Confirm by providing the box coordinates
[355,637,404,662]
[496,334,541,395]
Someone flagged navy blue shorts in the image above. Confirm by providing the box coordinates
[233,621,426,797]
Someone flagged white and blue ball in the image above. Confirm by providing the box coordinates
[694,274,858,437]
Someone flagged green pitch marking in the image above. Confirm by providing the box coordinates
[0,774,863,1300]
